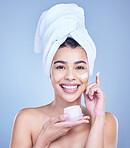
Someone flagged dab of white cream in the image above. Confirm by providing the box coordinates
[81,73,88,79]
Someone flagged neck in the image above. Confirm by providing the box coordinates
[50,95,82,116]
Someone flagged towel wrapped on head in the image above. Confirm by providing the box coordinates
[34,3,96,77]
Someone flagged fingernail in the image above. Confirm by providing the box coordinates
[86,88,88,94]
[84,120,89,123]
[87,116,90,119]
[64,114,69,119]
[96,72,100,77]
[89,95,93,100]
[83,116,90,119]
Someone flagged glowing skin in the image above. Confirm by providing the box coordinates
[81,73,88,79]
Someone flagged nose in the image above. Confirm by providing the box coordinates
[64,68,76,81]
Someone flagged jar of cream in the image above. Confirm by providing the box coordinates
[64,105,83,121]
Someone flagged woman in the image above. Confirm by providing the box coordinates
[10,4,118,148]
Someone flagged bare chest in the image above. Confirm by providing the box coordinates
[48,124,90,148]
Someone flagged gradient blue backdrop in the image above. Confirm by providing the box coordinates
[1,0,130,147]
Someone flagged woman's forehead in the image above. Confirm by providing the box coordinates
[53,46,88,61]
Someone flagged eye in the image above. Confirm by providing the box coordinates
[76,66,84,70]
[56,66,65,69]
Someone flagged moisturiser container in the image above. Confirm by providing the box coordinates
[64,105,83,121]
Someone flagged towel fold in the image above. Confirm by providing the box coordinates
[34,4,96,77]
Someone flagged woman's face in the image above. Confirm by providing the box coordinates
[50,46,89,103]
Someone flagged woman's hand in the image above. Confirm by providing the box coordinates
[34,114,90,147]
[84,72,105,120]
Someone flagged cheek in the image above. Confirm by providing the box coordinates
[81,73,88,79]
[79,72,89,85]
[51,69,63,83]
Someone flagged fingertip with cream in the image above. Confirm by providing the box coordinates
[96,72,100,77]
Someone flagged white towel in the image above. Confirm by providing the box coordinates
[34,4,96,77]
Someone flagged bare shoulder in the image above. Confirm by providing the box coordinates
[13,108,37,130]
[15,107,38,120]
[15,107,43,121]
[105,112,118,120]
[104,112,118,148]
[10,105,50,148]
[14,105,50,126]
[105,112,118,132]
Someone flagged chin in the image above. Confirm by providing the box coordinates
[59,93,82,103]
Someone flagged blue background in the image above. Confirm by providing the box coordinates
[0,0,130,147]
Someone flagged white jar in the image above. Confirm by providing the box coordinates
[64,105,83,121]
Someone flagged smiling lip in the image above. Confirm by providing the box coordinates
[60,83,80,94]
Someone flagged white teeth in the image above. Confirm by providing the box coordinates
[62,85,78,90]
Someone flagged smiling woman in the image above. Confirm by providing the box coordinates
[10,3,118,148]
[50,43,88,103]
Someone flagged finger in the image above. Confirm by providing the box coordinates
[89,86,101,100]
[82,116,90,120]
[96,72,101,88]
[66,119,90,128]
[51,114,69,124]
[85,82,98,94]
[56,118,89,128]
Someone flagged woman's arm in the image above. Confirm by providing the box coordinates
[85,113,118,148]
[10,109,33,148]
[32,113,89,148]
[10,109,51,148]
[104,112,118,148]
[84,72,118,148]
[85,114,105,148]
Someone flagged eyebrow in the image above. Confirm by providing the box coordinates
[74,61,87,65]
[54,60,87,65]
